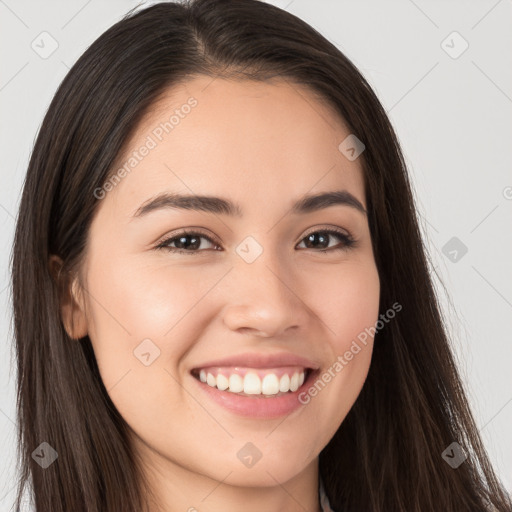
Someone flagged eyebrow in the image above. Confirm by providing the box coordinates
[132,190,367,218]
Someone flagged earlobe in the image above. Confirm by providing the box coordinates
[49,255,88,340]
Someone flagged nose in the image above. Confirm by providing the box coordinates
[221,251,312,338]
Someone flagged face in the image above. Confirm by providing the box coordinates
[62,76,380,501]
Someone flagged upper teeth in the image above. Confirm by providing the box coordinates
[197,368,306,395]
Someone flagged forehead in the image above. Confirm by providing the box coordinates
[104,76,366,217]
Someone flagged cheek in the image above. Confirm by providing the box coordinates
[83,257,217,437]
[308,259,380,349]
[83,252,214,388]
[299,259,380,423]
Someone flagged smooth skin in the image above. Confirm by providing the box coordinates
[53,76,380,512]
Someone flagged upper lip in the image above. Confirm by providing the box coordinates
[191,352,321,371]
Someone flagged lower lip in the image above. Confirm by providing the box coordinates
[192,369,319,419]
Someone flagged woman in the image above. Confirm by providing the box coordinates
[10,0,512,511]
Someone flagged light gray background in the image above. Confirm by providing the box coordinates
[1,0,511,510]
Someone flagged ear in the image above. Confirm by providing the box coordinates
[49,255,88,340]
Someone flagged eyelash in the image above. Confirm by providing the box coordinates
[155,228,357,255]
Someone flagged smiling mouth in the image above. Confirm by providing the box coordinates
[191,367,314,397]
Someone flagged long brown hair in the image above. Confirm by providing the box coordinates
[10,1,512,510]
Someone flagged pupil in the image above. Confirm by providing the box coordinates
[177,235,199,250]
[305,233,328,249]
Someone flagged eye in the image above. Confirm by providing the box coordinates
[155,230,220,254]
[155,227,356,255]
[296,228,356,252]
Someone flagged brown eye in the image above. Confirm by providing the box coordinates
[156,231,220,254]
[155,228,356,255]
[297,229,356,252]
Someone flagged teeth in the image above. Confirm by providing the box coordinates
[216,373,229,391]
[279,374,290,392]
[290,372,299,392]
[206,372,216,387]
[196,369,307,396]
[229,374,244,393]
[243,373,261,394]
[261,374,280,395]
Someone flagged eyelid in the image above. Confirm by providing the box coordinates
[300,224,353,242]
[154,227,221,248]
